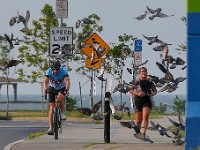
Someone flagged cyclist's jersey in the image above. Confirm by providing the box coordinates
[45,67,69,90]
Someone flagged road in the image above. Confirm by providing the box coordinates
[0,120,48,150]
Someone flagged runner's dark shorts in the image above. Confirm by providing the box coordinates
[48,86,66,103]
[134,95,152,112]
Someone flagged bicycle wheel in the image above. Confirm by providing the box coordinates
[58,109,62,133]
[54,107,58,140]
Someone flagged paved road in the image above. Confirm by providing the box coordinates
[0,120,48,150]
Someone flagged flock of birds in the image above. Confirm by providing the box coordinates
[76,5,186,146]
[0,10,30,71]
[120,115,185,145]
[134,6,174,21]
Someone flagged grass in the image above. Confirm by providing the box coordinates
[0,110,167,120]
[29,130,46,139]
[0,110,48,119]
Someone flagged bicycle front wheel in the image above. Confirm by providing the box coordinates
[54,107,58,140]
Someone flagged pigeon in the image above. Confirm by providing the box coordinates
[142,34,163,45]
[134,11,149,20]
[120,120,140,133]
[121,46,132,57]
[75,20,81,29]
[167,115,185,130]
[148,7,174,20]
[156,62,168,74]
[127,67,132,74]
[75,18,94,28]
[109,97,124,120]
[81,18,94,24]
[146,6,158,14]
[4,33,14,49]
[181,65,186,70]
[114,101,131,117]
[160,43,169,62]
[3,59,22,71]
[149,120,172,138]
[112,81,133,94]
[172,136,185,145]
[16,10,30,33]
[77,100,103,120]
[92,42,105,58]
[176,57,185,65]
[9,16,17,26]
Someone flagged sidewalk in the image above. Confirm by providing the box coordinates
[6,117,185,150]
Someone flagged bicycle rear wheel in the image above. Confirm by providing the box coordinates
[54,107,58,140]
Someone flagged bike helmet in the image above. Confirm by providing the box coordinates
[51,61,61,70]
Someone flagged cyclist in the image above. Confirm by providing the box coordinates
[43,60,70,135]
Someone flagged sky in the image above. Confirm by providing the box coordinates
[0,0,186,96]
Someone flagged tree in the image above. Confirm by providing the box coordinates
[0,40,13,117]
[17,4,59,83]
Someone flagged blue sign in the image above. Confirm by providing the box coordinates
[134,39,142,52]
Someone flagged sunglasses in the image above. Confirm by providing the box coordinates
[52,68,59,71]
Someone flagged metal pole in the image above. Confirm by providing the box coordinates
[41,82,44,116]
[104,91,111,143]
[100,80,103,113]
[79,82,83,107]
[90,69,94,108]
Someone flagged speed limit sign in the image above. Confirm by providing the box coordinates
[50,27,73,56]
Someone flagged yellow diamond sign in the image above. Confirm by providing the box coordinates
[82,33,110,58]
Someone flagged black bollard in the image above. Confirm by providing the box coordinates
[104,92,111,143]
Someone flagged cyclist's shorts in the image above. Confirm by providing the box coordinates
[48,86,66,103]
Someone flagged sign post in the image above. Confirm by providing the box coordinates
[134,39,142,78]
[50,27,73,56]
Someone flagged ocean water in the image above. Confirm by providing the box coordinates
[0,93,186,111]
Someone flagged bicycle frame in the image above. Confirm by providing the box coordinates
[54,94,62,140]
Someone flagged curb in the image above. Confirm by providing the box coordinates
[3,139,25,150]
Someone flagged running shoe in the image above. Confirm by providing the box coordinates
[47,128,54,135]
[61,112,67,120]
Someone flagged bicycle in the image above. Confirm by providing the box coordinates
[45,89,66,140]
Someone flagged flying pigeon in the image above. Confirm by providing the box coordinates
[149,120,172,138]
[75,18,94,28]
[156,61,168,74]
[96,61,106,81]
[120,120,140,133]
[142,34,163,45]
[3,59,22,71]
[109,97,124,120]
[148,7,174,20]
[77,100,103,120]
[4,33,14,49]
[167,115,185,130]
[16,10,30,33]
[134,11,149,20]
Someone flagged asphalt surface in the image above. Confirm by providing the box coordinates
[0,120,48,150]
[4,116,185,150]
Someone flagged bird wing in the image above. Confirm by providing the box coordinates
[77,107,92,116]
[120,121,132,129]
[178,115,185,126]
[91,100,102,114]
[167,116,179,127]
[24,10,30,27]
[9,17,16,26]
[146,6,155,14]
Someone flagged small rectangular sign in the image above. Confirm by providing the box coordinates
[134,39,142,52]
[56,0,68,18]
